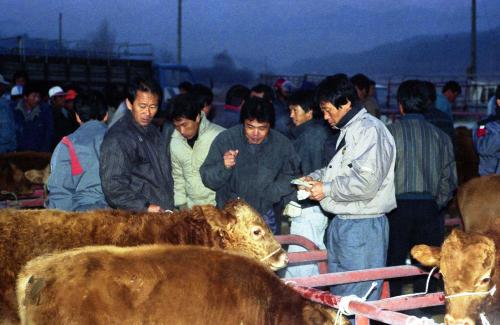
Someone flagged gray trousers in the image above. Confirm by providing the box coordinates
[327,215,389,301]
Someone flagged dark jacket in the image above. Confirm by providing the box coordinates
[200,125,300,215]
[13,101,53,152]
[52,106,78,150]
[100,110,174,211]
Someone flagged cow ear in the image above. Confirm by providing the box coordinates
[10,163,24,183]
[25,165,50,184]
[411,244,441,267]
[200,205,237,230]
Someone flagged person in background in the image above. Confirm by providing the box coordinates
[303,74,396,301]
[170,93,225,209]
[486,85,500,117]
[178,81,193,95]
[435,80,461,120]
[13,84,53,152]
[284,90,331,278]
[473,85,500,175]
[49,86,78,150]
[100,77,174,212]
[201,97,300,234]
[350,73,380,118]
[422,81,455,144]
[273,78,294,137]
[211,84,250,129]
[190,84,214,119]
[48,91,109,211]
[386,80,457,296]
[0,74,16,153]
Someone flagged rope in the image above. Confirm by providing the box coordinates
[479,312,491,325]
[391,266,439,299]
[445,285,496,299]
[334,281,377,324]
[260,246,282,262]
[404,316,440,325]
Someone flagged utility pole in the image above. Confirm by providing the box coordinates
[58,12,63,51]
[467,0,477,80]
[177,0,182,64]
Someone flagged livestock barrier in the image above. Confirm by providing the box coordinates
[0,186,45,208]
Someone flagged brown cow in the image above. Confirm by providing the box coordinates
[0,152,50,196]
[457,175,500,233]
[17,245,349,325]
[412,223,499,325]
[0,200,287,324]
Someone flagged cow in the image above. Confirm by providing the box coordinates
[457,175,500,233]
[0,200,288,324]
[0,152,50,196]
[411,222,499,325]
[16,245,349,325]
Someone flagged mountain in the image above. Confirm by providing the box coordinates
[284,26,500,77]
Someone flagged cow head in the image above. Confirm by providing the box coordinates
[0,162,32,195]
[202,199,288,271]
[412,228,497,325]
[24,164,51,185]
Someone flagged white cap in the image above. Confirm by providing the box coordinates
[0,74,9,85]
[11,85,23,96]
[48,86,66,98]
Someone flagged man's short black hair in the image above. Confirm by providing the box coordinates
[225,84,250,106]
[126,77,162,104]
[442,80,462,95]
[239,97,275,127]
[350,73,371,93]
[178,81,193,93]
[169,93,202,121]
[74,90,108,122]
[250,84,275,102]
[287,90,319,117]
[22,84,39,97]
[190,84,213,107]
[315,73,359,108]
[397,80,428,114]
[495,85,500,100]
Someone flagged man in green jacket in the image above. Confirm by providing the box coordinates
[170,93,225,209]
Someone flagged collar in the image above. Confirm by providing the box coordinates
[290,118,316,138]
[401,113,426,121]
[335,104,362,129]
[124,109,155,136]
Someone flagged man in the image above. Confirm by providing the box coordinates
[350,73,380,118]
[48,91,109,211]
[211,84,250,129]
[273,78,294,137]
[201,97,300,234]
[473,85,500,175]
[284,90,332,278]
[49,86,78,150]
[170,93,225,209]
[0,74,15,153]
[100,78,174,212]
[302,74,396,300]
[13,84,53,152]
[190,84,214,118]
[386,80,457,296]
[435,80,461,119]
[422,81,455,143]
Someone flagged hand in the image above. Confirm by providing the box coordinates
[297,176,314,190]
[223,149,239,169]
[147,204,162,213]
[308,181,325,201]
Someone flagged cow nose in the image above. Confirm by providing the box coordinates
[445,314,475,325]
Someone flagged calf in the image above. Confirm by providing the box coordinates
[0,152,50,196]
[457,175,500,232]
[412,223,499,325]
[0,200,287,324]
[17,245,348,325]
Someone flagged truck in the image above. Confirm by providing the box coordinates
[0,35,194,104]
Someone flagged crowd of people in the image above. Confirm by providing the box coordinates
[1,69,499,302]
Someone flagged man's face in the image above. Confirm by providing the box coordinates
[127,90,159,127]
[24,92,41,109]
[444,90,460,103]
[52,95,65,108]
[244,119,270,144]
[289,104,313,126]
[173,115,201,140]
[320,101,350,128]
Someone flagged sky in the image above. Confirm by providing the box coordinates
[1,0,499,73]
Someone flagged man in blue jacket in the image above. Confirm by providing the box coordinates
[201,97,300,234]
[48,91,109,211]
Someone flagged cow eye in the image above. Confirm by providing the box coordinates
[480,277,491,285]
[251,226,262,238]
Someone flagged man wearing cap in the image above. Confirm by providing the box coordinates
[13,84,53,152]
[49,86,78,150]
[0,74,16,153]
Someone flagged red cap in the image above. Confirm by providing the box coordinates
[65,89,78,101]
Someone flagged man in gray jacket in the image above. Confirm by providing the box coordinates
[100,78,174,212]
[201,97,301,234]
[303,74,396,301]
